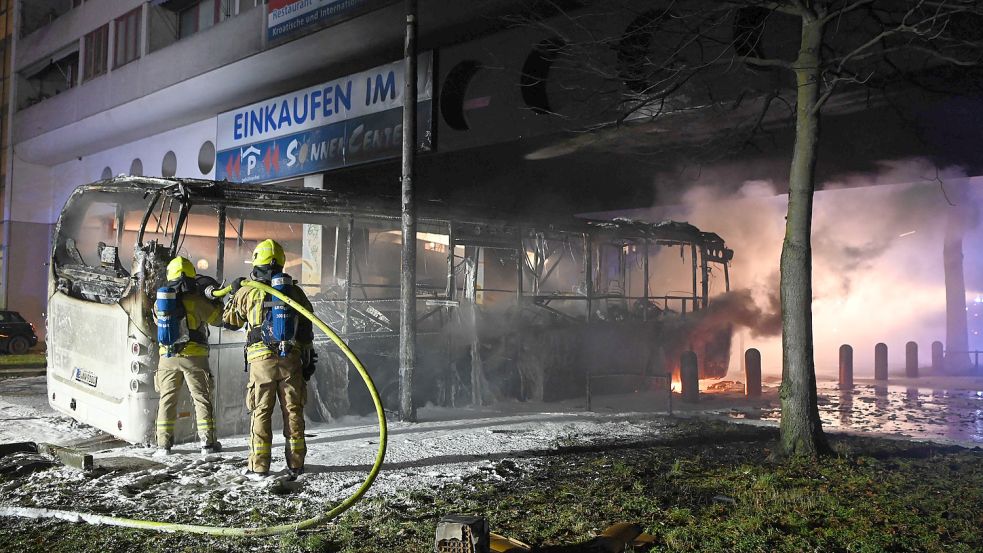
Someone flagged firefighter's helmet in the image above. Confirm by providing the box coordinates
[252,239,285,267]
[166,256,196,281]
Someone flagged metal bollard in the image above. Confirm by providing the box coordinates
[839,344,853,388]
[744,348,761,398]
[905,341,919,378]
[931,341,944,374]
[680,351,699,403]
[874,342,888,381]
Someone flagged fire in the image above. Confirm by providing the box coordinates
[670,377,740,394]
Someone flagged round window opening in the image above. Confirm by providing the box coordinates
[162,151,177,177]
[129,158,143,177]
[100,167,113,180]
[198,141,216,175]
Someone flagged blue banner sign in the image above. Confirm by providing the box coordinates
[267,0,398,43]
[216,101,431,182]
[215,53,433,183]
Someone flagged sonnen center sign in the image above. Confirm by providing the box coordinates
[215,53,433,184]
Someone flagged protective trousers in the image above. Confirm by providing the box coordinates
[155,355,216,448]
[245,352,307,473]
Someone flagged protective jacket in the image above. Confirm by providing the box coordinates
[222,278,314,362]
[222,276,314,473]
[154,291,222,357]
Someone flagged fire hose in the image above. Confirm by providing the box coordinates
[0,280,388,536]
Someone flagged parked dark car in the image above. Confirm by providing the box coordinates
[0,311,38,354]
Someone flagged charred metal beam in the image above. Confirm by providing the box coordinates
[216,206,226,283]
[135,191,161,247]
[446,221,456,299]
[344,215,354,334]
[700,247,709,310]
[643,240,650,322]
[690,244,698,311]
[37,443,93,471]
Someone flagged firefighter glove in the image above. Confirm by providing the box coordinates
[303,350,318,381]
[231,277,246,293]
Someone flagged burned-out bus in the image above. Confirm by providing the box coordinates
[48,177,733,444]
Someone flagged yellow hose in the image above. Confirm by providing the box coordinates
[0,280,388,536]
[209,284,233,298]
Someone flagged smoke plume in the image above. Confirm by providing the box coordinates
[594,158,983,377]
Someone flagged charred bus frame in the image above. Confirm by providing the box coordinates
[49,178,733,442]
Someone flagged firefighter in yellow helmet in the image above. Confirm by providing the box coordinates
[222,239,315,477]
[154,256,223,455]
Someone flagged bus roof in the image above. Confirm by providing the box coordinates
[75,176,731,256]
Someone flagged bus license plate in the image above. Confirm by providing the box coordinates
[73,367,98,387]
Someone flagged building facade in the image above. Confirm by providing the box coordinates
[8,0,977,342]
[5,0,580,338]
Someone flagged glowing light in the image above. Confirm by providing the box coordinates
[196,259,209,271]
[898,231,916,238]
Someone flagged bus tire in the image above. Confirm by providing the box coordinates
[305,349,350,423]
[8,336,29,355]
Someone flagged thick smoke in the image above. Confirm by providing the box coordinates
[699,287,782,339]
[600,158,983,377]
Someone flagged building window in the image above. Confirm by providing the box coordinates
[150,0,239,53]
[114,8,142,68]
[178,0,232,39]
[83,24,109,81]
[18,48,79,109]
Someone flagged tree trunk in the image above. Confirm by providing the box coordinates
[944,188,971,374]
[778,16,831,458]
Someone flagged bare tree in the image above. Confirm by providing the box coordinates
[514,0,983,457]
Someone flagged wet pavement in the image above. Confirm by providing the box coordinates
[747,377,983,445]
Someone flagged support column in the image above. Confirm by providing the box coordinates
[874,342,888,381]
[744,348,761,398]
[905,341,919,378]
[398,0,418,422]
[680,351,699,403]
[838,344,853,388]
[931,341,944,375]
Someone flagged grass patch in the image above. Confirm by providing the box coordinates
[1,419,981,552]
[0,353,46,368]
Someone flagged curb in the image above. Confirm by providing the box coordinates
[0,367,46,377]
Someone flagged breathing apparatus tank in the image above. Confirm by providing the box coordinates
[269,273,296,357]
[156,287,185,357]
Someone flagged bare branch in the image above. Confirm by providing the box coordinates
[721,0,804,17]
[737,55,795,70]
[819,0,876,25]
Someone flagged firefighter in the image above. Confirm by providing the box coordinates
[223,239,316,477]
[154,256,223,455]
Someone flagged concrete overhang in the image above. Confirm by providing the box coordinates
[14,0,520,165]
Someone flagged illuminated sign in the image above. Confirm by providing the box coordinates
[267,0,398,43]
[216,53,432,183]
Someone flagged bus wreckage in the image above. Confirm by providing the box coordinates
[48,177,734,444]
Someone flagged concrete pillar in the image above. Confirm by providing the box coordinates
[905,341,919,378]
[931,341,944,374]
[839,344,853,388]
[874,342,888,381]
[680,351,699,403]
[744,348,761,398]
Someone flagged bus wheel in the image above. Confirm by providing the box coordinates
[8,336,29,355]
[305,350,350,423]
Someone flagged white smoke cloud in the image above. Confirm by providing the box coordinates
[594,158,983,377]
